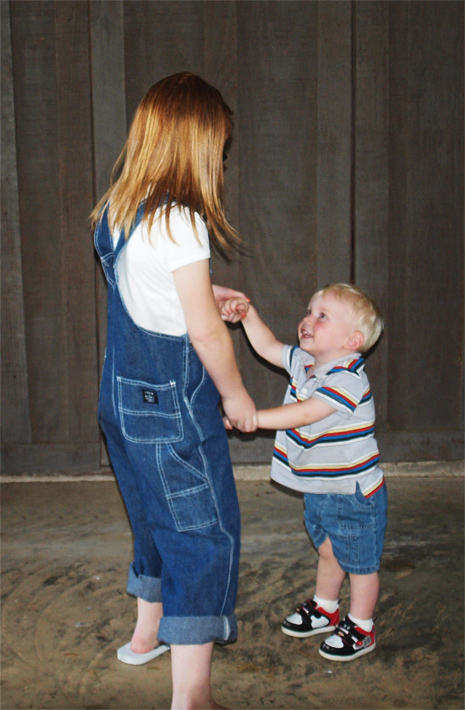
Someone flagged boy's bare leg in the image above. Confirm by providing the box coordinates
[349,572,379,620]
[315,537,346,601]
[316,539,379,620]
[171,642,226,710]
[131,598,163,653]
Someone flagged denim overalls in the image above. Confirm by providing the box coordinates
[94,205,240,645]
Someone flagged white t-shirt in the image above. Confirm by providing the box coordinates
[113,207,210,336]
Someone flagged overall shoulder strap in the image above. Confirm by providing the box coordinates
[114,201,147,255]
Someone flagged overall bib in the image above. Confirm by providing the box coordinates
[94,206,240,645]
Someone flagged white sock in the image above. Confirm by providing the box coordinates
[313,595,339,614]
[348,613,373,633]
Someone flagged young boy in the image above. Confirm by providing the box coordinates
[221,283,387,662]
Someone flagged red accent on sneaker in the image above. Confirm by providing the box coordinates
[344,624,375,648]
[311,602,340,627]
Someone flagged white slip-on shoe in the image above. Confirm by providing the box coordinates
[117,642,170,665]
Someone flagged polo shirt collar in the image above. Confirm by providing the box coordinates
[306,353,363,380]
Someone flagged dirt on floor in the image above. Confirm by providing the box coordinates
[1,475,464,710]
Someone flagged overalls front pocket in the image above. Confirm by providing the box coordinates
[117,376,183,443]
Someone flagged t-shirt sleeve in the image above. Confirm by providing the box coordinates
[312,369,365,419]
[159,208,210,272]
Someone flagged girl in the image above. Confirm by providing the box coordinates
[91,72,257,710]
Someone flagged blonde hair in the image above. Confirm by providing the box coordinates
[90,72,238,252]
[316,283,384,353]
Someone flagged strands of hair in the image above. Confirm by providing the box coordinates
[91,72,240,254]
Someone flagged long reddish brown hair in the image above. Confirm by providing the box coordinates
[91,72,238,251]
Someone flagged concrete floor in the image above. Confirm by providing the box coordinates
[1,470,464,709]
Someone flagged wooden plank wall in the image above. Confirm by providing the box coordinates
[1,1,32,447]
[1,0,463,475]
[3,0,99,473]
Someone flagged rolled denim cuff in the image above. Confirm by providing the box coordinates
[158,614,237,646]
[126,562,162,603]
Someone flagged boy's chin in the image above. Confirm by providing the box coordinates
[299,340,315,355]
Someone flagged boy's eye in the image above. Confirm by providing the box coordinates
[318,312,327,320]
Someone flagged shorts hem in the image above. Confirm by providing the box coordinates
[338,563,381,575]
[312,532,328,550]
[310,534,382,575]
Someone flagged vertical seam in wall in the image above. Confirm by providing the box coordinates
[55,1,71,442]
[88,0,107,468]
[87,0,102,403]
[88,0,97,211]
[350,0,356,284]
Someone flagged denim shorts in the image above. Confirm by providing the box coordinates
[303,482,388,575]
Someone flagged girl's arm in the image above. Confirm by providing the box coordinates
[257,398,335,430]
[173,259,257,433]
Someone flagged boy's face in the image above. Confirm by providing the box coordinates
[298,292,360,364]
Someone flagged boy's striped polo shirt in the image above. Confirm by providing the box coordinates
[270,345,384,496]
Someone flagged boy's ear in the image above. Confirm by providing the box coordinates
[345,331,365,352]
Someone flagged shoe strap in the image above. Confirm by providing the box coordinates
[298,599,318,618]
[335,617,370,646]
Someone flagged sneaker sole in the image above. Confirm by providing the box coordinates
[318,642,376,662]
[281,624,336,638]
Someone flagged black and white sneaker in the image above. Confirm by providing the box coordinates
[319,615,376,661]
[281,599,340,638]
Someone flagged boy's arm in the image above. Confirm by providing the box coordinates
[241,304,285,368]
[257,397,336,430]
[220,299,284,368]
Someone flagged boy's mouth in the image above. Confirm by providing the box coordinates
[300,328,313,340]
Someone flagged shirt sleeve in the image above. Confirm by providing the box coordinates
[312,368,365,419]
[282,344,298,375]
[158,208,210,272]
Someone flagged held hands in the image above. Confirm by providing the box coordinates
[220,297,250,323]
[222,389,258,433]
[212,285,249,314]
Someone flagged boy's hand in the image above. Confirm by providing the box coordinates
[220,297,250,323]
[212,284,249,311]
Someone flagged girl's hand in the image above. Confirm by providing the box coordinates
[222,389,258,433]
[212,284,249,311]
[220,297,250,323]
